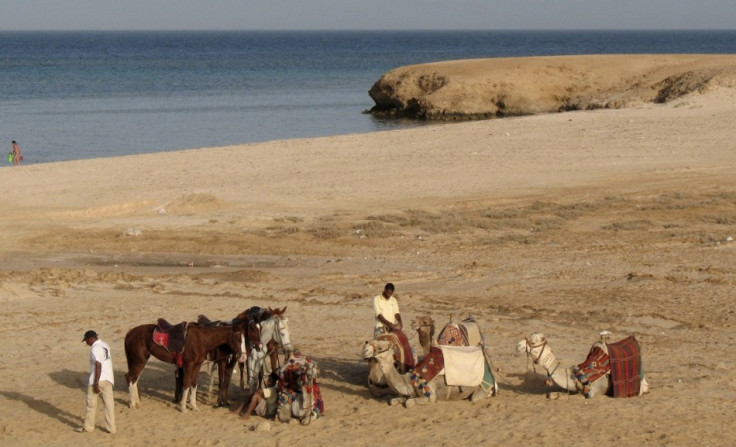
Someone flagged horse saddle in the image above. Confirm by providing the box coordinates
[153,319,188,354]
[197,314,229,327]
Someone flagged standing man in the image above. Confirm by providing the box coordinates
[77,330,116,434]
[373,283,403,337]
[11,140,22,165]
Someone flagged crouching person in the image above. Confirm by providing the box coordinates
[236,372,279,419]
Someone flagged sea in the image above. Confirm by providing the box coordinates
[2,30,735,164]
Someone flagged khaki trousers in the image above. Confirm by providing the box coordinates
[82,380,116,433]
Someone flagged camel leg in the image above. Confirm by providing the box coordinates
[470,386,488,402]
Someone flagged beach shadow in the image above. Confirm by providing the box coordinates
[0,390,79,428]
[504,371,566,395]
[49,361,182,405]
[48,369,88,392]
[311,355,377,400]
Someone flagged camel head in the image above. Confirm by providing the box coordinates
[361,339,393,361]
[412,315,435,331]
[517,333,547,357]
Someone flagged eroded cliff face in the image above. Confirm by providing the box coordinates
[367,55,736,120]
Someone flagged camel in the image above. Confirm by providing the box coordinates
[517,332,649,398]
[412,315,435,358]
[275,354,323,425]
[367,315,493,398]
[362,339,495,405]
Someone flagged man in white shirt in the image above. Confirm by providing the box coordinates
[373,283,403,337]
[77,330,116,434]
[372,283,415,370]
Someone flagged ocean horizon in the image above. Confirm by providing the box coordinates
[2,30,735,165]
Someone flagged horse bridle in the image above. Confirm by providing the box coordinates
[266,315,292,369]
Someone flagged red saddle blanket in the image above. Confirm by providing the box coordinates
[608,335,642,398]
[413,347,444,383]
[574,335,642,398]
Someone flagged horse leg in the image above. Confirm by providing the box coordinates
[239,361,245,390]
[187,366,201,411]
[208,362,217,405]
[174,367,184,403]
[125,360,147,409]
[125,371,142,409]
[178,386,190,413]
[218,360,232,407]
[246,353,260,395]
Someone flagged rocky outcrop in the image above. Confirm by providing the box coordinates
[367,55,736,120]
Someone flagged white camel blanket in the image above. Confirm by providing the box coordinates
[439,345,485,387]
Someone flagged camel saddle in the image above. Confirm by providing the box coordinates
[153,319,188,354]
[437,316,483,347]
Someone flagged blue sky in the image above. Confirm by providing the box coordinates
[1,0,735,31]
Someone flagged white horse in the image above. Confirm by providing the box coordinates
[205,307,293,401]
[244,308,294,394]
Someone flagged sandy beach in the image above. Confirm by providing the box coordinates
[1,55,736,446]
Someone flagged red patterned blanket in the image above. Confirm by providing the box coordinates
[413,346,444,383]
[608,336,642,398]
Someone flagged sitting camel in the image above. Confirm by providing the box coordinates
[368,315,496,398]
[517,332,649,398]
[275,353,323,425]
[362,339,495,405]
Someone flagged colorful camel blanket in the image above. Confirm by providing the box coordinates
[437,317,483,347]
[573,336,643,398]
[378,329,415,372]
[413,347,444,383]
[608,335,642,398]
[439,345,485,387]
[437,324,467,346]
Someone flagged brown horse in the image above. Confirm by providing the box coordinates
[187,311,264,407]
[124,320,247,412]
